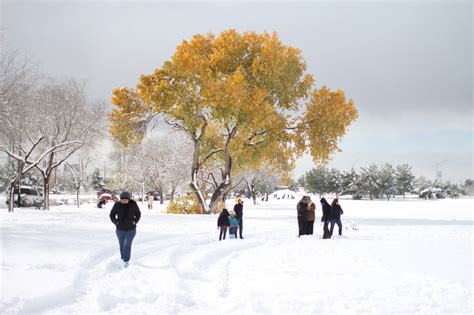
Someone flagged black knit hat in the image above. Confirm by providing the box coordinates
[119,191,131,200]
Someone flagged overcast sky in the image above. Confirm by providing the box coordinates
[1,0,472,183]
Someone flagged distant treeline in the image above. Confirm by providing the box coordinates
[298,163,473,200]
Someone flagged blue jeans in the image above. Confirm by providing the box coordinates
[116,228,136,262]
[329,218,342,238]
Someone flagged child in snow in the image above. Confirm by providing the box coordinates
[228,210,239,239]
[217,208,230,241]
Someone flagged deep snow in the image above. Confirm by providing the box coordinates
[1,197,472,314]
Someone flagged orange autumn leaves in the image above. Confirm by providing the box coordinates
[109,29,358,175]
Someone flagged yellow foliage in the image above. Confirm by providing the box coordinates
[165,194,202,214]
[109,29,358,192]
[304,87,359,163]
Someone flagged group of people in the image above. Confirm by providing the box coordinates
[297,195,343,239]
[217,198,244,240]
[108,191,344,269]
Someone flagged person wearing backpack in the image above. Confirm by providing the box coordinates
[320,197,332,239]
[329,198,343,238]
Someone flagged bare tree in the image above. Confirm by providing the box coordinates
[33,79,106,209]
[144,133,192,204]
[243,169,271,205]
[65,149,100,208]
[0,48,42,212]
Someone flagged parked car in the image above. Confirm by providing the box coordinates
[5,185,44,208]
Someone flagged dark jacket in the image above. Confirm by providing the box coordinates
[331,204,343,219]
[234,203,243,218]
[320,198,332,222]
[297,201,308,221]
[109,199,141,231]
[217,209,230,227]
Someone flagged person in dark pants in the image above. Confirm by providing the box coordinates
[306,198,316,235]
[109,191,141,268]
[329,198,343,238]
[297,196,309,237]
[217,208,230,241]
[234,198,244,239]
[320,197,332,239]
[97,198,106,208]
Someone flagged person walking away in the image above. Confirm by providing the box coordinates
[320,197,332,239]
[329,198,344,238]
[109,191,141,268]
[297,196,310,237]
[217,208,230,241]
[228,210,239,239]
[306,198,316,235]
[234,198,244,239]
[147,192,154,210]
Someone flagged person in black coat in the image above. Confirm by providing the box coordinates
[217,208,230,241]
[329,198,343,238]
[109,191,141,268]
[297,196,310,237]
[320,197,332,239]
[234,198,244,239]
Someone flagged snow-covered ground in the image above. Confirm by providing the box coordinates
[1,197,472,314]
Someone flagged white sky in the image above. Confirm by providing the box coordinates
[1,0,472,183]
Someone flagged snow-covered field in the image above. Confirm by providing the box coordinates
[1,197,472,314]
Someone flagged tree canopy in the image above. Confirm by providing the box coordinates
[109,29,358,213]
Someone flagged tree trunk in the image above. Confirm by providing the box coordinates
[208,128,236,214]
[141,182,145,205]
[76,185,81,208]
[43,176,50,210]
[170,186,176,203]
[209,181,233,214]
[159,187,164,204]
[190,170,208,214]
[189,138,209,214]
[8,179,17,212]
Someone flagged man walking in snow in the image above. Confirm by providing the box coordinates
[109,191,141,268]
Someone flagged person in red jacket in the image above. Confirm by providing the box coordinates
[109,191,141,268]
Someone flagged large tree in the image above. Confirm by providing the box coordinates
[109,30,358,213]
